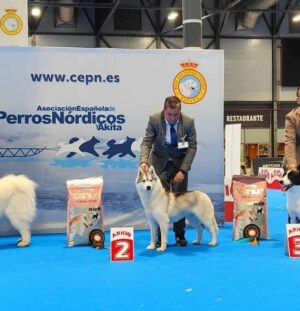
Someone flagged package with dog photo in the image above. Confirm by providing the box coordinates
[231,176,268,241]
[66,177,104,247]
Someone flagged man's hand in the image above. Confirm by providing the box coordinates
[140,163,149,171]
[173,171,185,184]
[288,164,297,171]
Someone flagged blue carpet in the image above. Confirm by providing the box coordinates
[0,190,299,311]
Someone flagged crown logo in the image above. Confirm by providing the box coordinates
[180,61,198,69]
[5,8,17,13]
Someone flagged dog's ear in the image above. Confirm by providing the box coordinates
[137,166,144,177]
[288,170,300,185]
[149,165,157,177]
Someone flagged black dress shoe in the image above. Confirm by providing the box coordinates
[175,235,188,247]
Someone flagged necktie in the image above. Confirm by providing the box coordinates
[170,124,177,145]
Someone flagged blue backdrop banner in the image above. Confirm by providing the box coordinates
[0,47,224,233]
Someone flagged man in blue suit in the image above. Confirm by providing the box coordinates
[140,95,198,246]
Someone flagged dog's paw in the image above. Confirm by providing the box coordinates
[156,246,166,252]
[192,240,201,245]
[17,239,30,247]
[146,244,156,250]
[208,241,217,247]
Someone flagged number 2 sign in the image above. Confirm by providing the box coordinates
[286,224,300,258]
[110,227,134,262]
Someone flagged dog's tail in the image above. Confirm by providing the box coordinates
[205,196,219,237]
[213,215,219,235]
[6,175,37,208]
[4,174,37,221]
[13,175,38,195]
[207,195,219,235]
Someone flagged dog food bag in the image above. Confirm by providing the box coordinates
[231,175,268,241]
[66,177,104,247]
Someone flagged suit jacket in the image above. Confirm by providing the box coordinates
[140,111,197,174]
[283,106,300,169]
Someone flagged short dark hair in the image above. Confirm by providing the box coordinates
[297,86,300,96]
[164,96,181,109]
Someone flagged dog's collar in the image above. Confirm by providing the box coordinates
[283,184,294,192]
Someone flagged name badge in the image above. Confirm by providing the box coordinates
[178,141,189,149]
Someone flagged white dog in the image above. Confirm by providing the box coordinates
[0,174,37,246]
[179,79,198,97]
[136,166,218,251]
[280,170,300,223]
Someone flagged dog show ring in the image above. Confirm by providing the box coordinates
[243,224,260,239]
[89,229,105,248]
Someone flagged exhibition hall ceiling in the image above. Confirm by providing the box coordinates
[27,0,300,45]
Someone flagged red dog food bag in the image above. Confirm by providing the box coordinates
[231,175,268,241]
[66,177,104,247]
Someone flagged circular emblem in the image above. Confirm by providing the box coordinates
[173,65,207,105]
[0,12,23,35]
[243,224,260,239]
[89,229,105,248]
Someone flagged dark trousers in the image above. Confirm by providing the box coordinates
[157,161,188,236]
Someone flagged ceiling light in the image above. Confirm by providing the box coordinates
[168,12,178,21]
[31,7,41,17]
[292,14,300,22]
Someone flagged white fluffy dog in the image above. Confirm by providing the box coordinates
[136,166,218,251]
[0,174,37,246]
